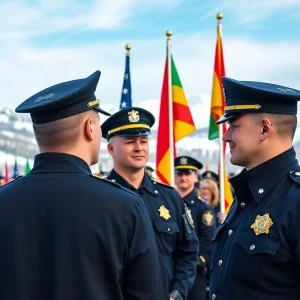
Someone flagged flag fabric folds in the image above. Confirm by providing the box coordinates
[209,16,233,213]
[208,24,225,140]
[25,158,31,175]
[13,157,19,179]
[156,53,196,185]
[4,161,9,183]
[119,54,132,109]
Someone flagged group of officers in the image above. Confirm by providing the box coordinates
[0,69,300,300]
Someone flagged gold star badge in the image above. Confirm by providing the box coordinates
[158,205,171,220]
[251,213,273,236]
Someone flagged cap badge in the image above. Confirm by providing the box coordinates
[277,87,295,94]
[207,172,212,178]
[251,213,273,236]
[180,157,188,165]
[128,110,140,123]
[158,205,171,220]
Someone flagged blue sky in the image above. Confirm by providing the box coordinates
[1,0,300,125]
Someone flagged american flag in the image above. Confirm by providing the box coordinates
[119,55,132,109]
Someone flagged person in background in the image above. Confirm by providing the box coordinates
[101,107,199,300]
[145,165,155,179]
[200,176,226,224]
[0,71,167,300]
[174,156,216,300]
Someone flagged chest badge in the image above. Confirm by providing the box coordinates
[251,213,273,235]
[158,205,171,220]
[185,204,194,228]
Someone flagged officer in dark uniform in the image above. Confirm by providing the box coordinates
[101,107,199,300]
[174,156,216,300]
[210,77,300,300]
[0,71,168,300]
[201,171,219,184]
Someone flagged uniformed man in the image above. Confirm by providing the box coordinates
[0,71,168,300]
[201,171,219,184]
[174,156,216,300]
[210,77,300,299]
[101,107,199,300]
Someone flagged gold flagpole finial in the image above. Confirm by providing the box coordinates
[217,13,223,23]
[166,30,172,40]
[125,44,131,57]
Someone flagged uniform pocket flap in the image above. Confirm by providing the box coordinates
[235,233,281,255]
[154,221,179,235]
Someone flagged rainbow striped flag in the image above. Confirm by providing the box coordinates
[156,55,195,185]
[209,16,233,213]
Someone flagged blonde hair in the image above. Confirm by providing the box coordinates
[200,179,220,208]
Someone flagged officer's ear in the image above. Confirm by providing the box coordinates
[107,138,115,157]
[260,117,273,141]
[84,116,98,141]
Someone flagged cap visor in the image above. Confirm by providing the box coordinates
[94,107,111,116]
[216,112,247,124]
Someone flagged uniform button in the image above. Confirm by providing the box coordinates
[191,200,194,204]
[154,190,158,194]
[167,228,171,232]
[218,260,223,266]
[250,245,255,251]
[258,188,264,194]
[228,229,233,236]
[296,172,300,176]
[212,294,217,300]
[240,202,246,208]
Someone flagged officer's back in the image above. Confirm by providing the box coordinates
[0,71,167,300]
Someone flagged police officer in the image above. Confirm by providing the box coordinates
[201,171,219,184]
[101,107,199,300]
[0,71,168,300]
[174,156,216,300]
[210,77,300,299]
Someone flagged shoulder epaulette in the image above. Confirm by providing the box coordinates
[0,175,22,188]
[90,175,140,196]
[289,170,300,185]
[151,178,175,190]
[197,196,206,203]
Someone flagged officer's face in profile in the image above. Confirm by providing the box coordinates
[107,135,149,170]
[175,170,198,192]
[223,113,264,169]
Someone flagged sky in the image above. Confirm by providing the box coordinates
[1,0,300,128]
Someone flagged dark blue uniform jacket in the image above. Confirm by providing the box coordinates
[0,153,167,300]
[210,147,300,300]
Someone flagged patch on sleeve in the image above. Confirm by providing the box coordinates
[202,210,215,227]
[185,204,195,228]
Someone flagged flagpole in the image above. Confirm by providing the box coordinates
[166,30,175,187]
[217,13,225,213]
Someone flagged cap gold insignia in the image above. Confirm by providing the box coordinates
[202,210,214,227]
[251,213,273,236]
[180,157,188,165]
[128,110,140,123]
[185,204,194,228]
[207,172,212,178]
[158,205,171,220]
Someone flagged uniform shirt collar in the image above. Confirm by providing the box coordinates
[108,169,159,195]
[30,153,91,175]
[230,147,298,203]
[182,189,198,206]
